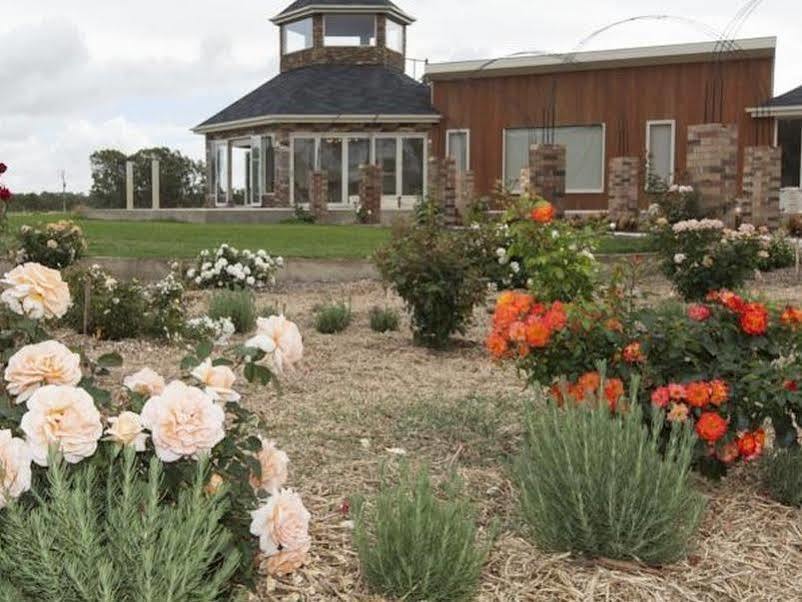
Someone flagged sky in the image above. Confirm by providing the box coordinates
[1,0,800,193]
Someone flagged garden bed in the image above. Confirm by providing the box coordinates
[71,276,802,601]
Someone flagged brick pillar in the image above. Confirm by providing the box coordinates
[686,124,739,221]
[308,170,328,221]
[358,165,382,225]
[529,144,567,215]
[456,171,475,222]
[607,157,640,224]
[271,131,291,207]
[427,156,459,226]
[742,146,782,229]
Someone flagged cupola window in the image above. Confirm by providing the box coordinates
[282,17,313,54]
[385,19,404,53]
[324,14,377,47]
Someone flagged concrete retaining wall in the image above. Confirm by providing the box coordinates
[84,208,412,226]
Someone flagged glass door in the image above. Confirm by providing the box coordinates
[292,137,316,205]
[230,141,251,206]
[375,138,397,197]
[320,137,344,204]
[348,138,370,204]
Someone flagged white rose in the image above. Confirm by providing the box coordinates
[674,253,686,265]
[105,411,148,451]
[245,316,304,373]
[0,430,32,508]
[1,263,71,320]
[4,340,82,404]
[190,358,240,403]
[20,386,103,466]
[46,239,58,250]
[140,381,225,462]
[250,489,311,556]
[250,438,290,494]
[123,367,165,397]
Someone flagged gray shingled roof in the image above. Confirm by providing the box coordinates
[278,0,399,16]
[197,65,438,128]
[765,85,802,107]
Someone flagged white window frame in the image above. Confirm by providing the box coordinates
[213,137,275,206]
[501,124,606,194]
[213,140,229,207]
[282,17,314,55]
[323,14,377,47]
[645,119,676,189]
[385,18,405,53]
[446,129,470,171]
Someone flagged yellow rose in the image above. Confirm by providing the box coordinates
[1,263,71,320]
[4,340,82,404]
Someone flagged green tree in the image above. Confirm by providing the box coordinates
[89,149,128,208]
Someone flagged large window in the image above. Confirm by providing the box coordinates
[283,18,313,54]
[324,14,376,47]
[504,125,605,192]
[348,138,370,199]
[376,138,397,196]
[646,120,675,188]
[385,19,404,53]
[778,119,802,188]
[402,139,424,196]
[447,130,470,172]
[293,138,316,204]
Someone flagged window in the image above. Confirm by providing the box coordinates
[283,18,313,54]
[402,138,424,196]
[446,130,470,172]
[320,138,344,204]
[214,142,228,205]
[292,138,316,204]
[778,119,802,188]
[324,14,376,47]
[385,19,404,53]
[504,125,605,192]
[376,138,397,195]
[348,138,370,199]
[646,120,675,188]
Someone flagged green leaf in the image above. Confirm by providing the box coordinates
[244,362,272,386]
[195,340,213,361]
[180,355,199,371]
[96,352,123,368]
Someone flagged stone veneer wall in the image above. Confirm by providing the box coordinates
[529,145,567,215]
[686,124,739,220]
[308,170,328,220]
[427,156,458,226]
[456,171,475,221]
[742,146,782,229]
[607,157,640,224]
[358,165,382,224]
[280,14,404,72]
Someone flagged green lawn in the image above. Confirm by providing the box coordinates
[595,234,658,255]
[8,213,391,259]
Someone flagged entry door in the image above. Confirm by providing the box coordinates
[320,138,344,204]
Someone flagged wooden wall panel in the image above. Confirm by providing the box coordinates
[431,57,775,210]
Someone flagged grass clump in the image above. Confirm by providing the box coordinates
[353,464,491,602]
[314,301,352,334]
[761,448,802,507]
[209,289,256,333]
[369,306,400,333]
[513,384,705,566]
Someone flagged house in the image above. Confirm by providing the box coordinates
[193,0,439,211]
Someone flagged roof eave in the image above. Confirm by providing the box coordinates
[271,5,415,25]
[193,113,441,134]
[747,105,802,118]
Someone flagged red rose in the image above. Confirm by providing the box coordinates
[687,304,711,322]
[651,387,670,408]
[739,303,769,336]
[531,201,555,224]
[695,412,728,443]
[737,430,765,461]
[785,380,798,392]
[0,162,7,174]
[0,186,11,202]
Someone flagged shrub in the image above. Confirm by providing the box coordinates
[209,289,256,334]
[757,232,795,272]
[0,449,241,601]
[314,301,352,334]
[187,244,283,290]
[352,464,491,602]
[761,449,802,507]
[513,385,705,565]
[374,203,487,348]
[15,220,87,269]
[654,219,762,300]
[183,315,236,344]
[143,272,185,339]
[787,214,802,237]
[369,306,399,333]
[646,182,703,225]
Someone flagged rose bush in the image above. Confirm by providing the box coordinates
[187,243,284,290]
[15,220,87,269]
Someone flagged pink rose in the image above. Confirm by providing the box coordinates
[650,387,670,408]
[687,304,712,322]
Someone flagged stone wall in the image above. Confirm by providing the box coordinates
[528,145,566,215]
[456,171,475,221]
[427,156,458,226]
[607,156,640,224]
[280,14,405,72]
[308,170,328,220]
[686,124,739,220]
[741,146,781,228]
[358,165,382,224]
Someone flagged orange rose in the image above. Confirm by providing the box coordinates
[668,383,685,401]
[604,318,624,333]
[543,302,567,332]
[685,382,711,408]
[622,342,645,364]
[531,201,555,224]
[577,372,601,397]
[709,380,729,406]
[604,378,625,411]
[525,318,551,348]
[739,303,768,336]
[781,306,802,327]
[695,412,728,443]
[486,331,509,359]
[736,431,764,461]
[717,441,740,463]
[508,321,527,343]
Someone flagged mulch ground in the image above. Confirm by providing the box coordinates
[73,268,802,601]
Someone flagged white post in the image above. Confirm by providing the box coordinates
[151,159,160,209]
[125,161,134,210]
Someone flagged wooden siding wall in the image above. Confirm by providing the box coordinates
[430,57,775,210]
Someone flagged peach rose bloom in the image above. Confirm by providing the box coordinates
[1,262,71,320]
[250,488,311,556]
[140,381,225,462]
[0,429,33,509]
[105,411,148,451]
[20,385,103,466]
[123,368,165,397]
[4,340,82,404]
[245,315,303,372]
[250,438,289,493]
[190,359,240,403]
[266,543,310,576]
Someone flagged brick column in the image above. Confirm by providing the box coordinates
[607,157,640,225]
[358,165,382,225]
[686,124,739,221]
[456,171,475,222]
[742,146,782,229]
[308,170,328,221]
[529,144,567,215]
[427,156,458,226]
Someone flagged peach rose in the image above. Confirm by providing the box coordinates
[265,543,310,576]
[140,381,225,462]
[105,411,148,451]
[20,385,103,466]
[0,429,32,509]
[123,367,165,397]
[250,488,311,556]
[250,438,289,493]
[245,316,303,372]
[1,262,71,320]
[4,340,82,404]
[190,359,240,403]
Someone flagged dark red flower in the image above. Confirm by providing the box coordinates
[0,163,7,174]
[785,380,799,392]
[0,186,11,202]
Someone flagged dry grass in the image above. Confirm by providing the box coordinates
[66,269,802,601]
